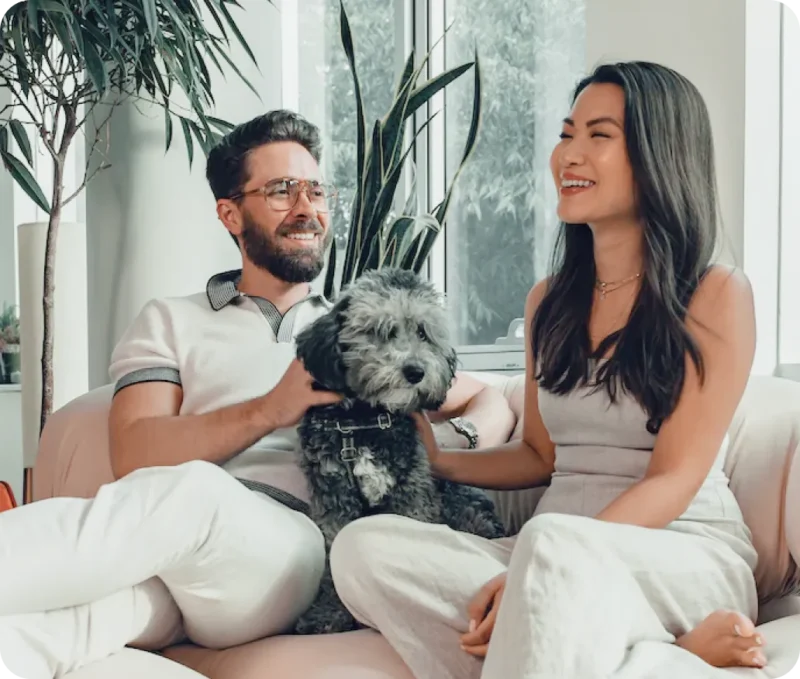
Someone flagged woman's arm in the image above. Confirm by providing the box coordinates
[596,266,756,528]
[418,280,557,490]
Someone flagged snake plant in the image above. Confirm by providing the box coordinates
[324,1,482,300]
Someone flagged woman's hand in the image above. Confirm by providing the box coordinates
[460,572,507,657]
[412,411,441,467]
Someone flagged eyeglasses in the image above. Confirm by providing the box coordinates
[229,178,338,213]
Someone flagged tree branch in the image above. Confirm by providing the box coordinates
[0,80,58,160]
[61,161,111,206]
[62,98,119,206]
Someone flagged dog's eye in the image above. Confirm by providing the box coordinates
[387,326,398,340]
[417,326,428,341]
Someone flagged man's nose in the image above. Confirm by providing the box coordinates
[290,188,317,219]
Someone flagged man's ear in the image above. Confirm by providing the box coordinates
[295,310,348,393]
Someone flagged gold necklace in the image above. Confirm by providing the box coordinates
[595,272,641,300]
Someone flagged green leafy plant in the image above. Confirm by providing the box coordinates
[324,1,482,300]
[0,0,269,432]
[0,303,21,348]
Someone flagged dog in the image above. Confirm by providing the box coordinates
[291,267,506,635]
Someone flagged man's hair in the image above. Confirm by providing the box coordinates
[205,109,322,201]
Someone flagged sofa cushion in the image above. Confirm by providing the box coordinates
[724,375,800,602]
[162,629,413,679]
[65,647,205,679]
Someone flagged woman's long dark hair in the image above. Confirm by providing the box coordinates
[532,61,720,434]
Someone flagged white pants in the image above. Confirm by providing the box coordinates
[330,512,759,679]
[0,461,325,678]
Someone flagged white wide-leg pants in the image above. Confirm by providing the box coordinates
[0,461,325,678]
[330,512,758,679]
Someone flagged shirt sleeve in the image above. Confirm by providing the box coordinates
[108,298,182,396]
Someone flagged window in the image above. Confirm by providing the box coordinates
[779,3,800,379]
[289,0,586,371]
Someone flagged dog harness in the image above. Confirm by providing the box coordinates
[237,411,396,516]
[318,412,394,462]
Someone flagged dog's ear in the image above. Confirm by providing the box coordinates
[446,347,458,383]
[295,309,348,393]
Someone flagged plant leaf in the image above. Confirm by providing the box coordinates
[164,109,173,152]
[179,116,194,167]
[9,120,32,166]
[323,237,338,300]
[0,127,8,156]
[406,62,473,120]
[82,39,108,95]
[0,149,51,213]
[339,0,367,281]
[142,0,159,43]
[434,50,482,225]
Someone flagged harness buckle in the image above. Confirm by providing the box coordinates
[340,435,358,462]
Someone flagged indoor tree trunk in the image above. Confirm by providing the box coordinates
[39,160,64,436]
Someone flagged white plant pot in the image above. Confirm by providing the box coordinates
[17,221,89,468]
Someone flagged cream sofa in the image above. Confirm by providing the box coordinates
[31,371,800,678]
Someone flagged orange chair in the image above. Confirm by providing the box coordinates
[0,480,17,512]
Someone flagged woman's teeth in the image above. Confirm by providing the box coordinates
[561,179,595,188]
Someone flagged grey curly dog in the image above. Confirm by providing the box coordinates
[290,267,506,635]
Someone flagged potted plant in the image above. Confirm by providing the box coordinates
[324,2,482,300]
[0,303,21,385]
[0,0,268,434]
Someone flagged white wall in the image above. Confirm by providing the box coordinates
[84,0,283,388]
[0,83,17,310]
[586,0,747,266]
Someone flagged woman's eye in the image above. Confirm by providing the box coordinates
[559,132,571,140]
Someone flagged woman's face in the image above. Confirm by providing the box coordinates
[550,82,638,228]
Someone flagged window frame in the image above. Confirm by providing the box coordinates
[282,0,792,378]
[777,1,800,381]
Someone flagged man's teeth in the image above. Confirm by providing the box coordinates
[286,233,318,241]
[561,179,595,188]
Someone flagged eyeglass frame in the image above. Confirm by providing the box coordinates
[228,177,339,213]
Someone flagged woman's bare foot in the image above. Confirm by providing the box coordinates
[676,610,767,669]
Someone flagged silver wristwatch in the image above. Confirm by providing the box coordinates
[449,417,479,449]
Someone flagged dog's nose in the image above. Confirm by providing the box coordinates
[402,364,425,384]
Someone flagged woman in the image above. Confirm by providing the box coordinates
[328,61,768,678]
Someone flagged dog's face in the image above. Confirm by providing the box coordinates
[296,268,458,413]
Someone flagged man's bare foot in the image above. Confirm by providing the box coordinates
[676,610,767,669]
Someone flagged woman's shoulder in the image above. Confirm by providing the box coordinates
[524,277,552,320]
[692,265,753,314]
[688,265,755,337]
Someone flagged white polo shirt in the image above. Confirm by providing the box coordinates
[108,268,332,502]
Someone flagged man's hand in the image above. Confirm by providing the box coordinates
[265,358,343,429]
[460,572,506,658]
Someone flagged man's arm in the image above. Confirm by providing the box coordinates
[109,383,275,479]
[109,358,341,480]
[427,372,517,448]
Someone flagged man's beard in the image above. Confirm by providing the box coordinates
[240,213,332,284]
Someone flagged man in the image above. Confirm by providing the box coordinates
[0,110,516,678]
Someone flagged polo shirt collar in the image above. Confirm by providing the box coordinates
[206,269,330,311]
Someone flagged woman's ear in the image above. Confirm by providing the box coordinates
[295,310,348,393]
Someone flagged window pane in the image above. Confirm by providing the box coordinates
[297,0,398,255]
[443,0,586,347]
[780,6,800,367]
